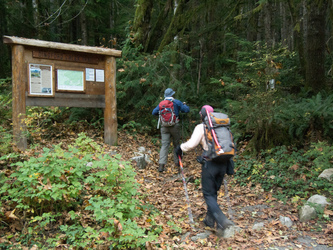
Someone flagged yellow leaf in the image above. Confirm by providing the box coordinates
[6,209,19,220]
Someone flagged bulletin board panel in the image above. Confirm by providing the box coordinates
[4,35,122,150]
[56,68,86,93]
[28,63,55,97]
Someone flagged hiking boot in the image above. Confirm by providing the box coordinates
[158,164,165,172]
[216,218,234,237]
[203,214,215,228]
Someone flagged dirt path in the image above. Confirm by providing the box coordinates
[116,132,333,249]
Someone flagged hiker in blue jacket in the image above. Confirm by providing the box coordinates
[152,88,190,172]
[175,105,235,236]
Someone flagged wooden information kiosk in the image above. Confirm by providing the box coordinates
[3,36,122,150]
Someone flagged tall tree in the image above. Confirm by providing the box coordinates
[305,0,328,92]
[132,0,154,48]
[287,0,307,77]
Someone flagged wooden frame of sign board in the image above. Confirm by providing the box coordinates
[3,35,122,150]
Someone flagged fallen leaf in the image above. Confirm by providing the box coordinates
[324,209,333,216]
[5,209,19,220]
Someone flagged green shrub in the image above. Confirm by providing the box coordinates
[0,133,157,249]
[229,92,333,154]
[228,91,289,154]
[304,141,333,175]
[0,77,12,127]
[0,126,13,156]
[234,142,333,199]
[275,93,333,144]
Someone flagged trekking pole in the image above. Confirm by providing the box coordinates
[181,116,184,142]
[223,175,234,220]
[178,155,195,225]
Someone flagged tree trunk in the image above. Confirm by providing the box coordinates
[80,12,88,45]
[132,0,154,48]
[144,0,173,52]
[264,2,273,48]
[287,0,306,77]
[280,2,288,47]
[305,0,327,92]
[158,0,186,52]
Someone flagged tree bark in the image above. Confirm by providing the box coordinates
[144,0,173,52]
[132,0,154,48]
[80,12,88,45]
[158,0,186,52]
[264,2,273,48]
[280,2,288,47]
[305,0,327,92]
[287,0,306,77]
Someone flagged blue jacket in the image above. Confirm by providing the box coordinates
[152,98,190,117]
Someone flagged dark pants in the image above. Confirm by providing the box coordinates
[201,160,229,228]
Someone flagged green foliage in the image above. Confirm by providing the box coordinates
[229,92,333,154]
[24,106,64,142]
[234,142,333,199]
[74,132,104,156]
[167,217,182,233]
[63,107,104,127]
[122,120,142,134]
[228,91,289,154]
[117,39,197,134]
[274,93,333,144]
[24,106,104,144]
[304,141,333,174]
[0,133,157,249]
[0,126,13,156]
[0,78,12,126]
[217,39,302,93]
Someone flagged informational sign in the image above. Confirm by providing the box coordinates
[57,69,85,92]
[28,64,53,96]
[96,69,105,82]
[85,68,95,81]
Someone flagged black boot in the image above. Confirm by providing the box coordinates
[203,213,215,228]
[216,218,234,237]
[158,164,165,172]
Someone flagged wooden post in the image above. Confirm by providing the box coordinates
[12,45,27,150]
[104,56,117,145]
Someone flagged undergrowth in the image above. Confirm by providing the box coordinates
[0,133,158,249]
[234,141,333,201]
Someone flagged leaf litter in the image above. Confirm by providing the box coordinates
[0,128,332,249]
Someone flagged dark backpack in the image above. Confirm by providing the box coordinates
[203,112,235,162]
[158,100,178,127]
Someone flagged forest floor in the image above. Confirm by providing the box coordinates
[114,131,333,249]
[1,129,332,249]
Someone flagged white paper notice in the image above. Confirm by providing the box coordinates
[96,69,105,82]
[86,68,95,81]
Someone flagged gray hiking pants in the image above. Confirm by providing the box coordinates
[159,123,180,165]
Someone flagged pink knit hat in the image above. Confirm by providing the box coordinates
[199,105,214,120]
[201,105,214,113]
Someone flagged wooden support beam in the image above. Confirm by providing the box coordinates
[26,93,105,108]
[3,36,122,58]
[104,56,117,146]
[12,45,27,151]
